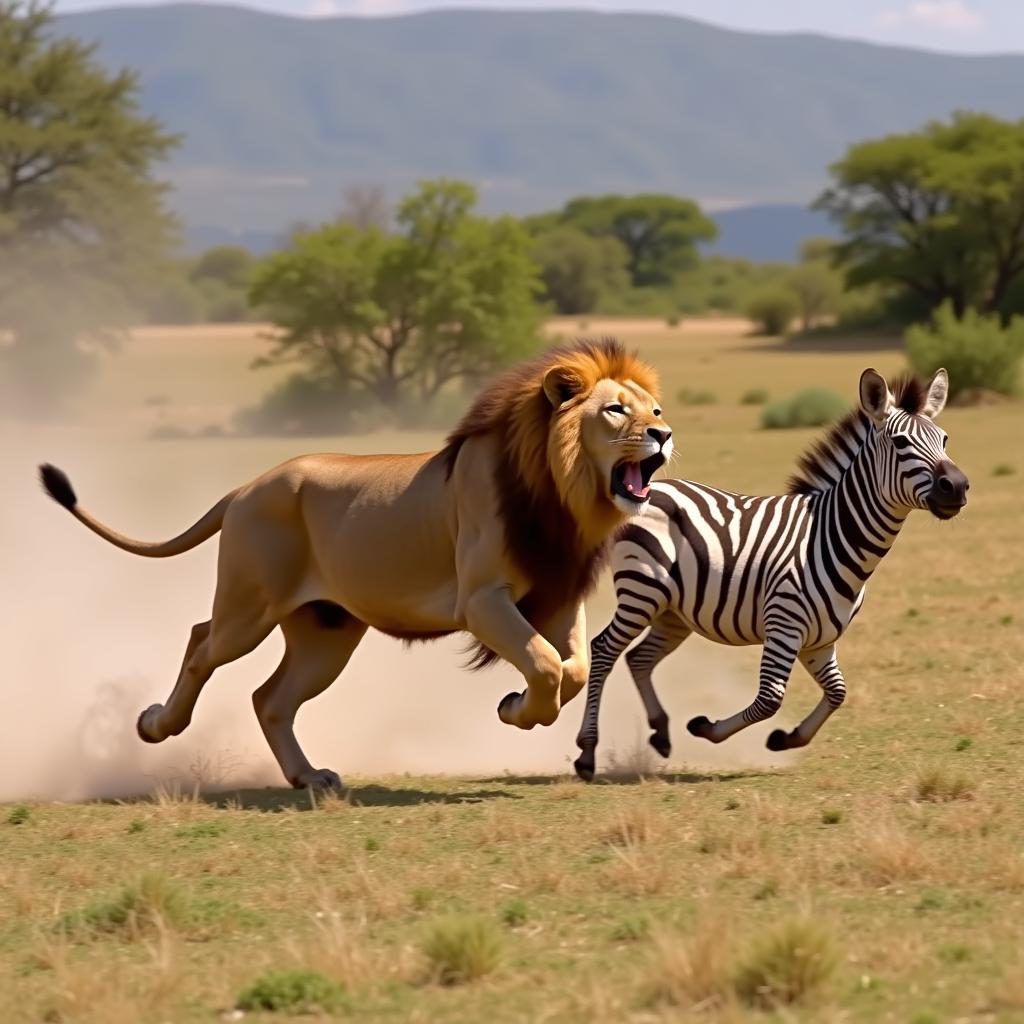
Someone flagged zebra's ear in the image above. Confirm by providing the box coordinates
[859,368,893,426]
[922,368,948,419]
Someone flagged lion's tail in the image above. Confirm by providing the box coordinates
[39,463,238,559]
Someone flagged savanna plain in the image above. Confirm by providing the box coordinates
[1,319,1022,1023]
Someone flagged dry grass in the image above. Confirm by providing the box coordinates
[645,912,733,1011]
[420,915,503,985]
[1,318,1022,1023]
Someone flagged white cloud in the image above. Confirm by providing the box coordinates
[305,0,408,15]
[877,1,985,33]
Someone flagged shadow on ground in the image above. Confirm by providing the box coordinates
[193,784,522,812]
[473,769,766,786]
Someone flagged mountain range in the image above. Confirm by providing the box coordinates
[61,5,1024,260]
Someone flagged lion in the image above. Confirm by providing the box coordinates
[39,338,672,790]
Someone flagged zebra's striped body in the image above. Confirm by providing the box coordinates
[574,368,968,781]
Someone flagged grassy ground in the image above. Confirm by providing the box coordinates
[2,318,1023,1022]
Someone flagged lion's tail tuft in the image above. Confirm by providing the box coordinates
[40,464,77,510]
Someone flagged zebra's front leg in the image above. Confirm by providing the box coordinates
[766,645,846,751]
[687,631,799,744]
[625,615,692,759]
[574,616,650,782]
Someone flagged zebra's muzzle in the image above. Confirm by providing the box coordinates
[926,461,969,519]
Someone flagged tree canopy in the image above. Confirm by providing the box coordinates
[527,193,716,289]
[816,112,1024,318]
[249,179,542,423]
[0,0,179,411]
[530,226,630,315]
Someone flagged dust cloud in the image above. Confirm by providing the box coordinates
[0,420,797,803]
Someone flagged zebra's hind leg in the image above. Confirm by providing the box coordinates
[766,645,846,751]
[574,611,654,782]
[687,630,799,744]
[624,615,692,759]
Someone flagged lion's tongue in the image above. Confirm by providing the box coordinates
[623,462,649,498]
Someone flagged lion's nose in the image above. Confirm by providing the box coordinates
[647,427,672,448]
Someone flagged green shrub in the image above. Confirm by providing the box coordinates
[733,918,837,1007]
[906,302,1024,401]
[677,387,717,406]
[59,872,190,938]
[761,388,847,430]
[740,387,769,405]
[500,898,528,927]
[422,915,502,985]
[992,463,1015,477]
[236,969,347,1013]
[7,804,30,825]
[745,287,799,336]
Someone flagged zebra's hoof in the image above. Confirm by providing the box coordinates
[687,715,713,740]
[649,732,671,759]
[766,728,790,752]
[573,755,596,782]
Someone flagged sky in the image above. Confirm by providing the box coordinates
[53,0,1024,53]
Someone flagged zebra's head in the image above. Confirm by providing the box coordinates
[859,367,969,520]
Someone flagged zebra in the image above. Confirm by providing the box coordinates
[574,367,969,782]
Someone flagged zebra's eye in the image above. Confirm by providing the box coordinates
[891,435,912,450]
[605,403,628,417]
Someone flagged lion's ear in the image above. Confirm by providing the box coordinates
[543,365,585,408]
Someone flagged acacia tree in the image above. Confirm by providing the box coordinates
[529,193,716,288]
[816,112,1024,318]
[249,179,541,420]
[0,1,178,412]
[531,226,629,314]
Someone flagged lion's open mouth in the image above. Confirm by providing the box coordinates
[611,454,664,504]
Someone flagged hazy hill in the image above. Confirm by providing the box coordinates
[62,6,1024,258]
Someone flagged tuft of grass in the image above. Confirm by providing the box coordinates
[1000,614,1014,626]
[915,766,976,803]
[7,804,30,825]
[646,917,732,1010]
[740,387,770,405]
[992,463,1015,477]
[365,836,381,852]
[677,387,717,406]
[939,943,972,964]
[610,913,649,943]
[753,879,779,901]
[236,969,347,1013]
[499,898,528,928]
[762,388,847,430]
[175,820,226,840]
[733,918,838,1008]
[127,818,146,834]
[821,808,843,825]
[955,737,974,752]
[411,887,434,912]
[725,797,740,811]
[421,915,502,985]
[59,872,190,939]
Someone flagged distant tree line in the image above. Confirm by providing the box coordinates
[3,1,1023,424]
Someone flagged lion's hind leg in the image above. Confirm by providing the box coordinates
[137,604,276,744]
[252,602,368,790]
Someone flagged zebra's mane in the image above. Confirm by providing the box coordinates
[786,374,928,495]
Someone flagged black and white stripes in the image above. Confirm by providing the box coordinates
[574,367,969,781]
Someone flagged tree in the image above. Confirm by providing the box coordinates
[340,184,390,231]
[190,245,254,322]
[249,179,542,417]
[816,113,1024,318]
[531,193,716,288]
[0,1,179,412]
[531,226,629,314]
[788,263,840,331]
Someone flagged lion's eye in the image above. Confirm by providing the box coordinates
[653,408,662,417]
[605,404,628,416]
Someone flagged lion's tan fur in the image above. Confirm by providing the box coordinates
[41,339,670,789]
